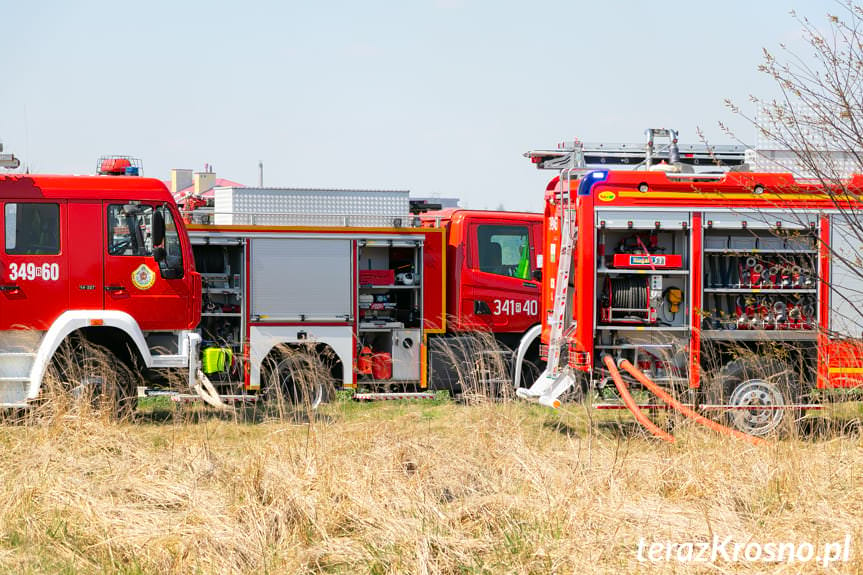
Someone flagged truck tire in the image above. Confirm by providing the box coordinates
[705,357,800,436]
[47,341,138,420]
[428,335,512,397]
[262,350,333,410]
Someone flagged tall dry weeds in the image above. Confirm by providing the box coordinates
[0,394,861,574]
[2,330,861,573]
[427,330,515,403]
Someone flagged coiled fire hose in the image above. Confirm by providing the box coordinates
[608,277,648,311]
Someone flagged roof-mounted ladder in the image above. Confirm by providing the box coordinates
[525,128,748,172]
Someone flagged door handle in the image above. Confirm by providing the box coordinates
[105,285,126,292]
[522,282,538,288]
[0,285,20,292]
[474,300,492,315]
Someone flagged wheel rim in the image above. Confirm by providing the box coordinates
[728,378,785,436]
[274,357,324,409]
[70,375,104,400]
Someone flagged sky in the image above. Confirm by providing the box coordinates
[0,0,837,212]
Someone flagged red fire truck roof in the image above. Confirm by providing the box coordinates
[420,208,542,224]
[0,175,173,202]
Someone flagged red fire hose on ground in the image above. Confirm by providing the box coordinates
[601,355,675,443]
[617,359,767,447]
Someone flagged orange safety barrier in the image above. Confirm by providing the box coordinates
[618,359,767,447]
[601,355,675,443]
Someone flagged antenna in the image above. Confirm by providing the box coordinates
[258,160,263,187]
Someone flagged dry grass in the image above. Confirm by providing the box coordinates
[0,396,861,574]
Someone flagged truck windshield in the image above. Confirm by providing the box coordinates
[477,224,531,280]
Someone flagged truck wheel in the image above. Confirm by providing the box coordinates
[516,356,544,389]
[47,341,138,420]
[705,358,800,436]
[263,351,332,409]
[97,352,138,419]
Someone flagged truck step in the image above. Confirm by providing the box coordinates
[353,392,437,401]
[0,376,30,406]
[0,352,36,380]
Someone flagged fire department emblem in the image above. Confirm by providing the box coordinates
[131,264,156,290]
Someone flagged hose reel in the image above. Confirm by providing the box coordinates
[601,277,653,324]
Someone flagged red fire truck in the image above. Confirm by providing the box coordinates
[0,159,203,410]
[514,131,863,435]
[179,186,442,404]
[181,188,545,402]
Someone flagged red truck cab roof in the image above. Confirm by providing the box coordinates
[0,174,173,202]
[420,208,542,227]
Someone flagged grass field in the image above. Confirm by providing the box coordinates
[0,395,861,574]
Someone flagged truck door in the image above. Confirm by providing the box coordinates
[0,200,69,330]
[103,202,192,331]
[464,219,540,333]
[67,201,103,311]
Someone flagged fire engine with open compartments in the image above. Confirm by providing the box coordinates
[181,186,545,402]
[181,186,445,403]
[514,130,863,436]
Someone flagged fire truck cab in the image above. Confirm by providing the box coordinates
[0,172,202,408]
[421,209,543,346]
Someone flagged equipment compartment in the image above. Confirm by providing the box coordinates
[701,226,819,339]
[596,226,690,329]
[357,239,424,383]
[193,239,246,383]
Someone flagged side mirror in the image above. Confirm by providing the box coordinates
[152,210,165,247]
[160,265,184,280]
[152,246,166,262]
[532,269,542,282]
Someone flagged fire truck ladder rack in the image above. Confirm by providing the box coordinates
[516,175,579,408]
[525,128,748,173]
